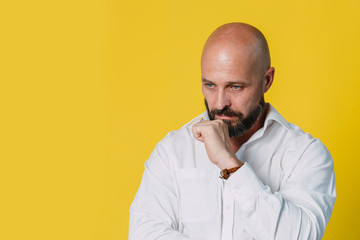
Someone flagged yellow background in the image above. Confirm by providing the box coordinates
[1,0,359,239]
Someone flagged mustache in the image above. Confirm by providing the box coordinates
[210,107,243,118]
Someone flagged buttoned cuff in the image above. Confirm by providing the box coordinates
[227,162,265,213]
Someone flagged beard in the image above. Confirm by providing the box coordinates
[205,97,265,138]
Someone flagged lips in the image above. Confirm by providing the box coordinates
[215,115,238,120]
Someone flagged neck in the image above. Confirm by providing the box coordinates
[229,103,269,153]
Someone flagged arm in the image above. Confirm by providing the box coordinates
[129,142,197,240]
[228,140,336,239]
[192,120,336,239]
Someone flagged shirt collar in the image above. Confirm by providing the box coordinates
[264,103,291,131]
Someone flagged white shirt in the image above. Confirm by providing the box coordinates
[129,104,336,240]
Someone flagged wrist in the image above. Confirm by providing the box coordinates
[217,156,242,170]
[219,166,242,179]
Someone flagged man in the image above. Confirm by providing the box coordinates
[129,22,336,240]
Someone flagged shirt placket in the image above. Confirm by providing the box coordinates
[221,180,234,240]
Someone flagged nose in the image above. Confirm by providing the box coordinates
[215,90,231,110]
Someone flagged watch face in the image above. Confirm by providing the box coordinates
[220,167,240,180]
[220,169,229,179]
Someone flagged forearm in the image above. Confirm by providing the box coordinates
[129,210,192,240]
[129,142,197,240]
[236,187,330,239]
[229,163,335,240]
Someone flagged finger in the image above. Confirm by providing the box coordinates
[193,119,210,126]
[192,125,205,142]
[212,119,229,132]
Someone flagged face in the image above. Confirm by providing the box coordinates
[201,41,272,137]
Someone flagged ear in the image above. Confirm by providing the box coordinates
[263,67,275,93]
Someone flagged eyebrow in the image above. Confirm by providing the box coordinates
[202,78,248,85]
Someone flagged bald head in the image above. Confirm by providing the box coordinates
[201,22,271,78]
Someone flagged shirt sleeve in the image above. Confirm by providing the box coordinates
[227,139,336,240]
[129,142,199,240]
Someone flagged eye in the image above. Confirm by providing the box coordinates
[205,83,214,88]
[232,85,243,90]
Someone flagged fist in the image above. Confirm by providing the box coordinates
[192,119,242,170]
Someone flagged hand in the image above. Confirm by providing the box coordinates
[192,119,243,170]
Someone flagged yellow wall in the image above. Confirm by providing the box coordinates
[1,0,359,239]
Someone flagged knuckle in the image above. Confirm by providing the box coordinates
[214,120,222,126]
[216,120,226,128]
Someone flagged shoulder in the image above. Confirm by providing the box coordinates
[266,104,329,153]
[286,123,330,162]
[280,121,335,198]
[266,105,333,173]
[151,112,207,158]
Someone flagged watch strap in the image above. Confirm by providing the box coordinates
[219,166,241,180]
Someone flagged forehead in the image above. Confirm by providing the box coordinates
[201,40,257,77]
[201,51,257,85]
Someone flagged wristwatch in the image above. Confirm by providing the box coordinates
[219,166,241,180]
